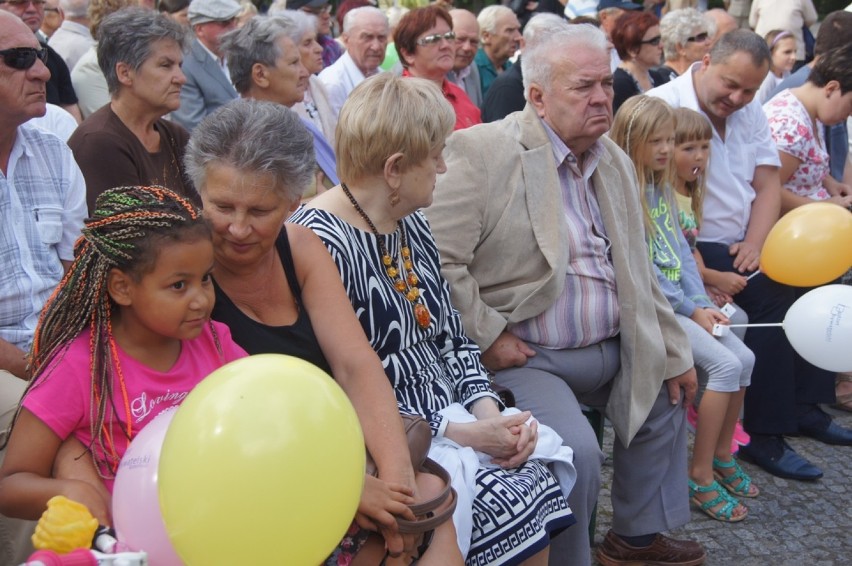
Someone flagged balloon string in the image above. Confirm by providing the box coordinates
[746,270,761,281]
[726,323,784,328]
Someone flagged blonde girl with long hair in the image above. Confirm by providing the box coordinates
[611,96,758,523]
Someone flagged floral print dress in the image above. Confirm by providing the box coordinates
[763,89,831,200]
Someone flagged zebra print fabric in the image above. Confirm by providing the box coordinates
[290,207,575,565]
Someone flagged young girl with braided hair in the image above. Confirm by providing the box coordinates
[610,96,757,523]
[0,186,246,524]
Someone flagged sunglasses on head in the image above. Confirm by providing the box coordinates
[0,47,48,70]
[416,31,456,47]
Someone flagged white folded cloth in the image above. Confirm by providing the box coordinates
[428,403,577,556]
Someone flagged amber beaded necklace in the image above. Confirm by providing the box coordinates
[341,183,431,329]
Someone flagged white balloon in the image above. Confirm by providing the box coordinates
[783,285,852,372]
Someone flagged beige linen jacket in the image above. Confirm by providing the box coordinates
[426,105,693,445]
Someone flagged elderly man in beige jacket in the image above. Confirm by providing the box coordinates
[426,22,704,566]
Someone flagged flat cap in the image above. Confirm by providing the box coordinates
[188,0,241,25]
[597,0,642,10]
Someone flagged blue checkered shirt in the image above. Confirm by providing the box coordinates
[0,123,87,351]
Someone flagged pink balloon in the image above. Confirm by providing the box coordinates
[113,408,183,565]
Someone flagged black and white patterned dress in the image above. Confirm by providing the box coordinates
[289,208,574,565]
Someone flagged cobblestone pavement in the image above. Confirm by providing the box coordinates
[592,406,852,564]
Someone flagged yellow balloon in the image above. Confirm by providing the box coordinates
[760,202,852,286]
[158,354,365,566]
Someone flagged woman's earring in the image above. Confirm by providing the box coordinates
[389,189,401,207]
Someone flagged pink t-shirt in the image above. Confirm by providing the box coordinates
[763,89,831,200]
[23,321,247,491]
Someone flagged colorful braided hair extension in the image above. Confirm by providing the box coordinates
[21,185,212,478]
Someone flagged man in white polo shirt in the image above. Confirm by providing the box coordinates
[318,6,388,119]
[649,29,852,482]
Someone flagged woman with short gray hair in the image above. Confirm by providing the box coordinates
[220,15,297,98]
[191,99,453,566]
[67,7,193,211]
[221,15,339,198]
[184,99,315,203]
[279,10,338,143]
[69,0,138,118]
[657,8,713,81]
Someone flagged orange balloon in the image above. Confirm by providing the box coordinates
[760,202,852,287]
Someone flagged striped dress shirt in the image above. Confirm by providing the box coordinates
[509,123,620,348]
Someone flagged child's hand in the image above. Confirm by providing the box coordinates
[713,272,748,295]
[356,475,416,557]
[356,475,415,527]
[690,308,728,335]
[705,285,733,307]
[708,309,730,326]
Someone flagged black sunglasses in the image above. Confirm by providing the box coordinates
[686,32,709,43]
[0,47,48,70]
[640,36,662,46]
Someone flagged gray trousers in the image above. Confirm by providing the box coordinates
[494,340,690,566]
[676,314,754,393]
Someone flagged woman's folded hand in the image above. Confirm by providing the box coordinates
[447,411,539,467]
[491,418,538,469]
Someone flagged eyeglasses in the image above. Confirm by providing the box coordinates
[44,6,59,12]
[686,32,709,43]
[640,36,662,46]
[0,0,47,7]
[416,31,456,47]
[0,47,48,70]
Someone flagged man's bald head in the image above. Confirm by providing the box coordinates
[705,8,737,47]
[0,11,51,131]
[450,9,478,71]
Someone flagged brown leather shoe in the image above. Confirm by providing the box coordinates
[596,530,706,566]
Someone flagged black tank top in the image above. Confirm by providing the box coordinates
[211,227,332,375]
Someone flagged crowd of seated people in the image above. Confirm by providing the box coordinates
[0,0,850,564]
